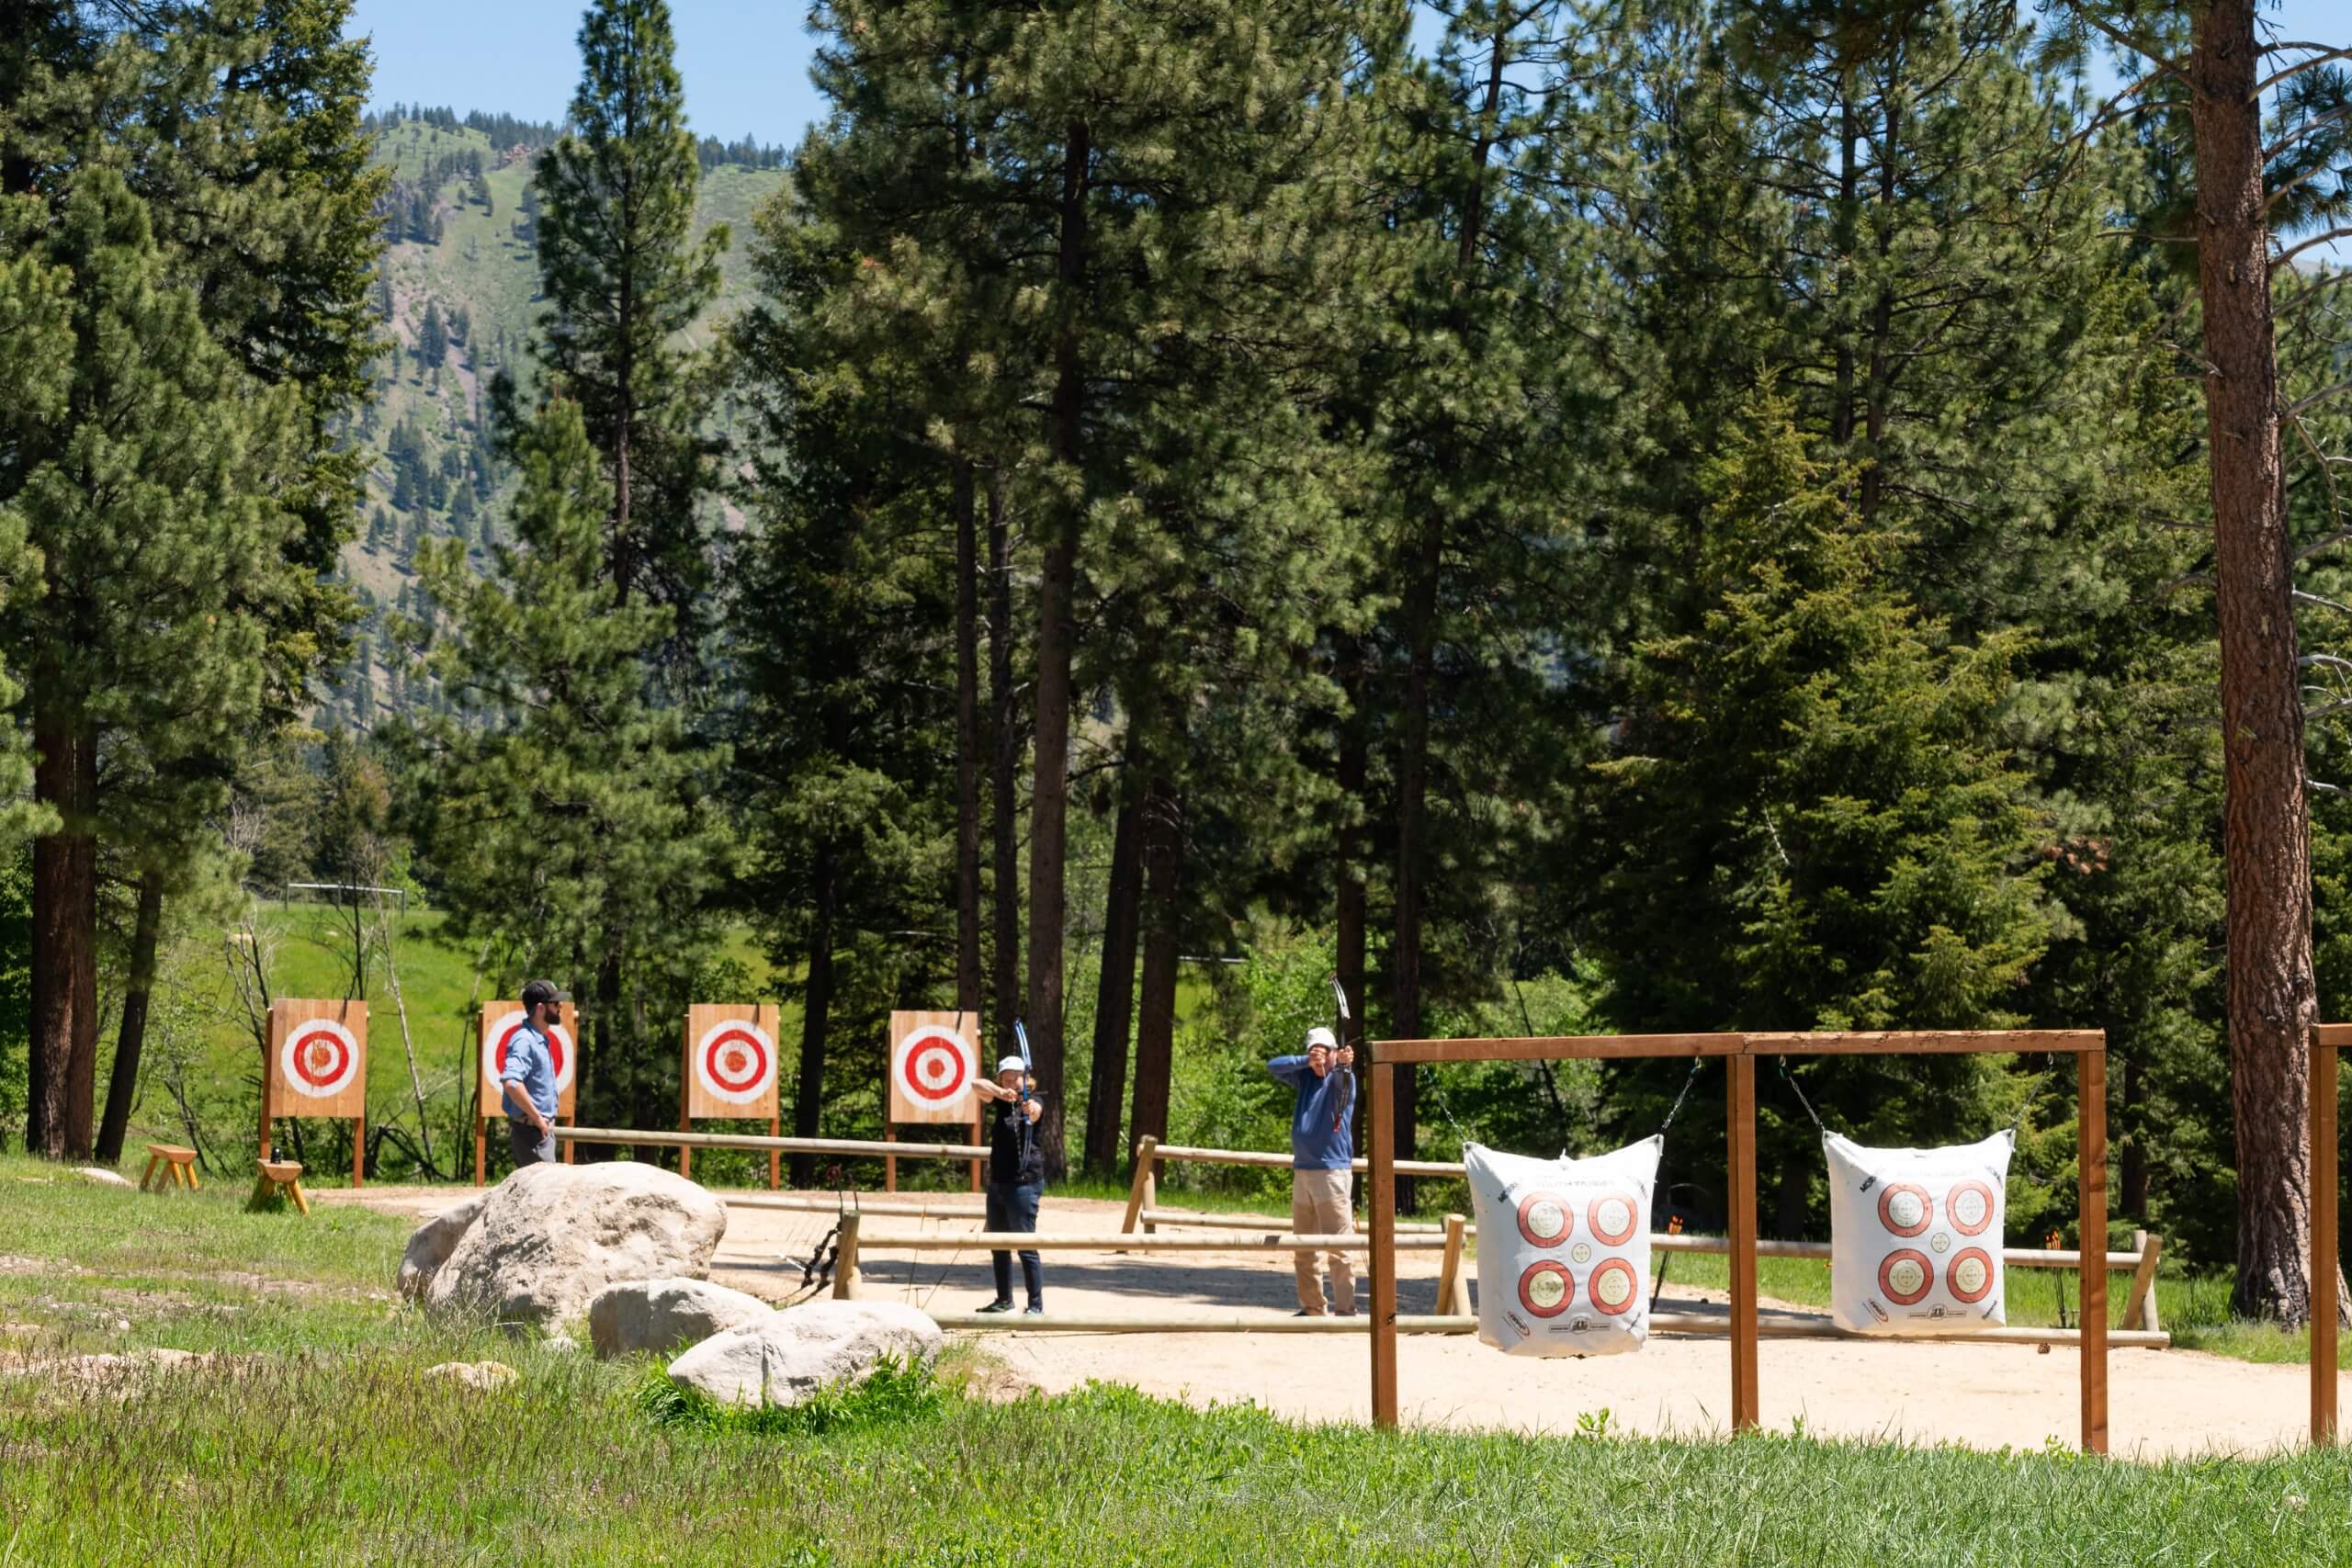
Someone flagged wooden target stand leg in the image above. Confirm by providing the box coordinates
[885,1125,898,1192]
[2079,1046,2107,1455]
[2315,1025,2342,1447]
[1728,1054,1759,1434]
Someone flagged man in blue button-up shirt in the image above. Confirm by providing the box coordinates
[501,979,565,1168]
[1270,1026,1357,1315]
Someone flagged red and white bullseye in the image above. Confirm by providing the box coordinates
[896,1026,972,1106]
[695,1019,776,1105]
[280,1020,360,1100]
[485,1010,575,1093]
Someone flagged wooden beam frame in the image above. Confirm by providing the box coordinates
[1366,1030,2109,1454]
[2316,1022,2348,1445]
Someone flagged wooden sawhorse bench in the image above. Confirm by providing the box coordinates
[250,1160,310,1214]
[139,1144,200,1192]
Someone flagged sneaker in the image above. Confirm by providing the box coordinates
[1023,1303,1044,1315]
[976,1299,1015,1314]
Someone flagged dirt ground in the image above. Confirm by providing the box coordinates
[330,1184,2320,1460]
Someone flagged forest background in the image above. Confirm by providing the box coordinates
[1,0,2349,1326]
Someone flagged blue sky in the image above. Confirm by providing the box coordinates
[353,0,2346,154]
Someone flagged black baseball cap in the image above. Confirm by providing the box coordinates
[521,979,568,1009]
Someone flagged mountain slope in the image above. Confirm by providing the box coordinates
[325,112,788,729]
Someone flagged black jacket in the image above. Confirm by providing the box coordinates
[989,1098,1046,1187]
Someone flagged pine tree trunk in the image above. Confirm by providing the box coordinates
[953,461,984,1013]
[26,694,75,1158]
[65,731,98,1158]
[2120,1047,2148,1224]
[1129,780,1182,1155]
[96,872,164,1164]
[1336,654,1368,1156]
[2191,0,2332,1325]
[791,852,838,1188]
[1025,118,1091,1180]
[1083,787,1144,1177]
[988,475,1023,1054]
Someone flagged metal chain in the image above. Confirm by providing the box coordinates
[1657,1057,1704,1135]
[1778,1055,1829,1134]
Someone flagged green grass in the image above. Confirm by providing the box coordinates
[3,1157,2349,1564]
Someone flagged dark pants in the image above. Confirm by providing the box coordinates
[986,1179,1043,1308]
[507,1121,556,1168]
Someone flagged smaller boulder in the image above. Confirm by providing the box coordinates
[399,1194,487,1303]
[588,1278,774,1360]
[70,1168,132,1190]
[424,1360,516,1391]
[668,1300,940,1410]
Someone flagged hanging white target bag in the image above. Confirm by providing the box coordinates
[1465,1136,1660,1357]
[1825,1130,2012,1336]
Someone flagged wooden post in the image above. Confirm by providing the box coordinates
[351,1112,365,1188]
[2316,1028,2338,1446]
[885,1124,899,1192]
[2079,1045,2109,1455]
[1370,1059,1398,1429]
[1437,1213,1469,1316]
[563,1114,576,1167]
[2121,1230,2163,1333]
[769,1111,781,1191]
[679,1084,693,1183]
[832,1211,862,1301]
[257,1100,272,1167]
[1120,1135,1159,1235]
[970,1109,984,1193]
[1727,1052,1758,1434]
[474,1116,486,1185]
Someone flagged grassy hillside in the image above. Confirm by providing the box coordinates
[330,114,788,728]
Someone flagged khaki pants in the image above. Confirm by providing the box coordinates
[1291,1168,1356,1315]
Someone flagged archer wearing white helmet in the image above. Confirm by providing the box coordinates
[1270,1023,1358,1315]
[972,1052,1045,1314]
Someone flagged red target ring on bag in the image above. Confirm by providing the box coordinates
[1947,1247,1995,1303]
[1879,1248,1934,1305]
[1877,1183,1932,1237]
[694,1019,775,1105]
[1519,1261,1575,1318]
[1945,1179,1996,1236]
[1587,1190,1641,1247]
[280,1021,358,1100]
[1516,1191,1573,1247]
[1589,1258,1638,1316]
[899,1027,971,1105]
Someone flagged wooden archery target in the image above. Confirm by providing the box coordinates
[1519,1260,1574,1318]
[888,1010,980,1123]
[479,1001,578,1118]
[266,999,368,1120]
[684,1004,780,1119]
[1876,1183,1932,1237]
[1515,1190,1573,1248]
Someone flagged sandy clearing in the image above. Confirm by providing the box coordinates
[326,1184,2319,1460]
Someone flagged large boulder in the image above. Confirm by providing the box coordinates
[667,1300,941,1410]
[415,1163,727,1332]
[398,1193,487,1302]
[589,1277,774,1360]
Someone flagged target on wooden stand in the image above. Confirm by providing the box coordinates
[689,1011,777,1111]
[265,999,368,1122]
[888,1010,980,1124]
[478,1002,578,1117]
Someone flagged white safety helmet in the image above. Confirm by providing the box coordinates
[1305,1026,1339,1052]
[997,1055,1026,1075]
